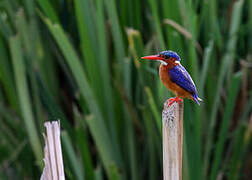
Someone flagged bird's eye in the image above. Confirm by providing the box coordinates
[164,54,170,59]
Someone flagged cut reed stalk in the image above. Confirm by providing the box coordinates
[162,101,184,180]
[41,120,65,180]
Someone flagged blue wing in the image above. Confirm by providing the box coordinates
[169,65,198,95]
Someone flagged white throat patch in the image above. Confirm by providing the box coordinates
[175,60,180,65]
[158,60,168,65]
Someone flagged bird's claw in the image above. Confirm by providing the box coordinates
[168,97,183,106]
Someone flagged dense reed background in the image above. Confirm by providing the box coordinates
[0,0,251,179]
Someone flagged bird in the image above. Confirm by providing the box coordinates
[141,50,202,106]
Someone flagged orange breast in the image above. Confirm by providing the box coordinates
[159,64,193,99]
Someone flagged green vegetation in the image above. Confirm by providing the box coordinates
[0,0,251,179]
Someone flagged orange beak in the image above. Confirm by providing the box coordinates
[141,55,164,60]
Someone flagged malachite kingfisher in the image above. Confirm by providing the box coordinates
[141,50,202,106]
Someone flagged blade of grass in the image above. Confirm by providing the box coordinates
[203,0,244,177]
[103,0,126,60]
[145,87,161,134]
[74,1,113,153]
[74,0,104,105]
[187,40,214,180]
[227,0,245,84]
[36,73,73,136]
[0,34,18,110]
[0,118,18,147]
[85,115,122,180]
[0,14,14,38]
[24,0,35,17]
[228,93,252,179]
[143,107,159,180]
[15,9,45,130]
[94,0,120,161]
[132,0,141,29]
[102,2,138,178]
[76,127,95,180]
[208,0,222,48]
[162,0,181,49]
[249,0,252,52]
[62,131,85,180]
[35,0,59,23]
[95,166,104,180]
[74,0,97,50]
[148,0,165,50]
[42,17,123,179]
[228,124,247,180]
[1,1,16,28]
[9,34,43,166]
[199,40,214,96]
[210,72,242,180]
[119,0,128,28]
[74,107,95,180]
[124,106,138,180]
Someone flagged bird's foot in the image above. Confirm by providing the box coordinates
[168,97,183,106]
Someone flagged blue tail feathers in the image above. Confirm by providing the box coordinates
[193,94,202,105]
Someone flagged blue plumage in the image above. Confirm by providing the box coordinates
[160,50,181,61]
[169,65,200,105]
[141,50,202,106]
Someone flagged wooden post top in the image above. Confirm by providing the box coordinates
[162,101,184,180]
